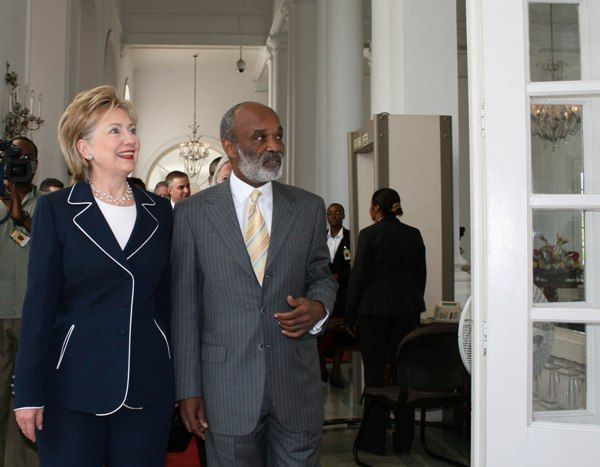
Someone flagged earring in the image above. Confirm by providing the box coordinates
[86,154,94,161]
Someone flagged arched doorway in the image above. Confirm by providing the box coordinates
[143,136,226,194]
[103,30,117,88]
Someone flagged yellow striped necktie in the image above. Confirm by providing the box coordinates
[245,189,270,285]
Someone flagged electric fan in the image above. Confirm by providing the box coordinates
[458,285,551,374]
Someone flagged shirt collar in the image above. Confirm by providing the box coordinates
[327,228,344,240]
[230,171,273,204]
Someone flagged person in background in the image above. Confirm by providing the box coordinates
[208,156,221,186]
[166,171,190,208]
[211,157,232,185]
[317,203,353,388]
[154,181,170,199]
[39,178,64,193]
[0,136,40,467]
[13,85,174,466]
[128,176,146,191]
[346,188,426,456]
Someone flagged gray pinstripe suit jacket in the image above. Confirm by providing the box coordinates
[171,180,337,436]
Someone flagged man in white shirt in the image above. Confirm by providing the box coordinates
[319,203,353,388]
[171,102,337,466]
[166,171,190,208]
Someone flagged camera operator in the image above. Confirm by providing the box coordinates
[0,136,40,467]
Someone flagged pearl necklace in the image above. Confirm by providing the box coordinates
[90,182,134,206]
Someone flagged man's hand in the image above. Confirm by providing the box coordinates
[274,296,326,339]
[178,397,208,439]
[15,408,43,442]
[0,181,14,210]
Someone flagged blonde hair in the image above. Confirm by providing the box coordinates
[58,85,137,183]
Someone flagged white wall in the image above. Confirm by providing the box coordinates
[1,0,126,185]
[0,0,29,128]
[132,48,268,181]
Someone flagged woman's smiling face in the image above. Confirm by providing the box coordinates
[79,108,139,180]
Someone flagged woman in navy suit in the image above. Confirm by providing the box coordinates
[13,86,174,466]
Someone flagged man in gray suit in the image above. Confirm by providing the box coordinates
[171,102,337,466]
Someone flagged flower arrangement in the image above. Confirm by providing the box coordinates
[533,234,584,301]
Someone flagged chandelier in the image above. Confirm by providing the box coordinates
[531,104,581,149]
[530,5,581,150]
[179,54,209,177]
[3,63,44,139]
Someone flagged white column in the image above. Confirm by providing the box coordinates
[325,0,363,211]
[267,33,290,183]
[266,33,288,121]
[284,0,317,192]
[314,0,328,199]
[370,0,469,303]
[370,0,395,114]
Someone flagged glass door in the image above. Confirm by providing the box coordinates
[475,0,600,464]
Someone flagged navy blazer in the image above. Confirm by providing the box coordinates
[14,182,174,415]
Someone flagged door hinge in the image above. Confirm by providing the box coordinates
[480,103,485,136]
[483,320,488,356]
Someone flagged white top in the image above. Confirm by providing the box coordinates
[327,228,344,263]
[95,198,137,250]
[229,171,328,334]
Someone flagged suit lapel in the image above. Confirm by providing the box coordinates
[266,182,297,269]
[204,181,256,282]
[123,187,159,260]
[67,182,131,274]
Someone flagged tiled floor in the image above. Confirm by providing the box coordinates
[321,365,470,466]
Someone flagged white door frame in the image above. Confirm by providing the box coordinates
[465,0,487,465]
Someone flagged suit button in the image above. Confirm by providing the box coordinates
[264,274,271,279]
[258,344,266,351]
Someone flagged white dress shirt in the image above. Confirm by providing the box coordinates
[327,228,344,263]
[229,171,328,334]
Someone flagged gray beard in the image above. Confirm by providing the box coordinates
[236,145,284,184]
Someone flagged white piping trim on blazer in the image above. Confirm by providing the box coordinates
[123,190,160,410]
[56,324,75,369]
[68,184,139,416]
[127,190,159,260]
[153,319,171,359]
[123,403,143,410]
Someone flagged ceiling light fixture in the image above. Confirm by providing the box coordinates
[179,53,209,177]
